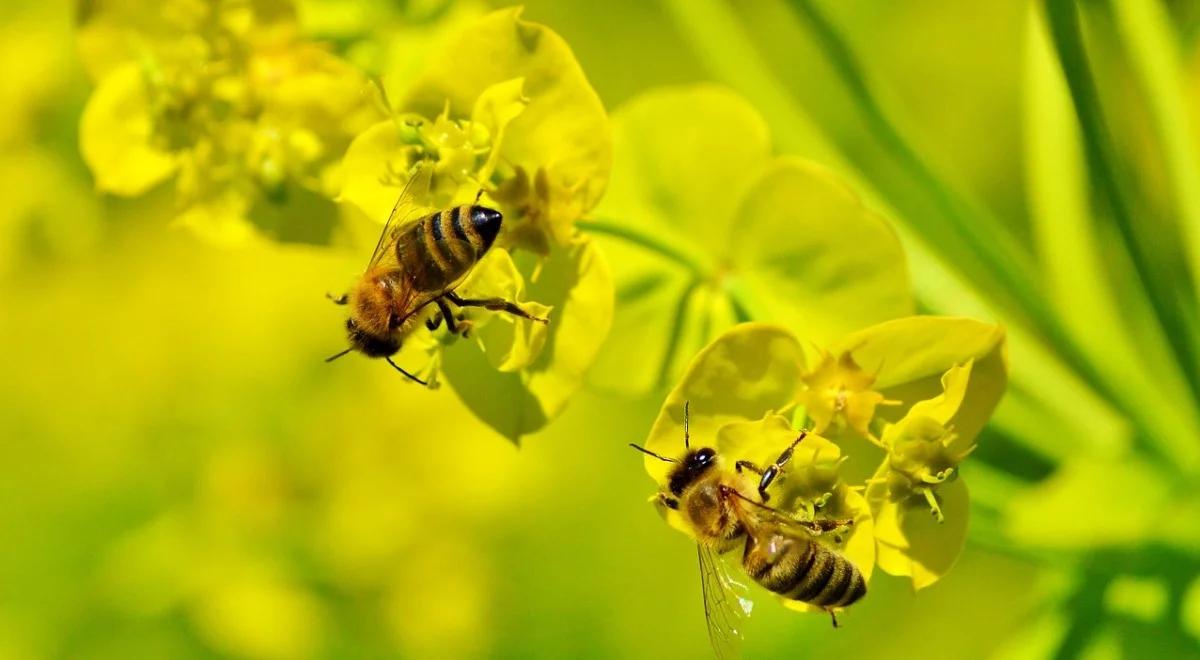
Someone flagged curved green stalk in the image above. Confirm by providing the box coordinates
[1109,0,1200,298]
[1044,0,1200,412]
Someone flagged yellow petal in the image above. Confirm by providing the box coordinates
[339,120,424,225]
[868,463,969,591]
[456,248,552,373]
[403,7,610,232]
[731,159,914,344]
[642,323,806,484]
[441,235,612,441]
[781,486,876,613]
[80,64,176,195]
[470,77,528,180]
[836,316,1007,449]
[905,360,974,430]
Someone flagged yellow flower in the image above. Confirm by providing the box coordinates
[338,8,613,441]
[587,85,914,394]
[641,317,1006,604]
[795,348,896,439]
[78,0,378,243]
[866,361,978,589]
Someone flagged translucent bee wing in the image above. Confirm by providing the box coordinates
[368,164,434,270]
[726,487,848,540]
[698,543,752,660]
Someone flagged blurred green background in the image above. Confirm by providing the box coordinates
[3,0,1200,658]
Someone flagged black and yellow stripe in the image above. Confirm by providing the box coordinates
[745,539,866,609]
[395,205,485,292]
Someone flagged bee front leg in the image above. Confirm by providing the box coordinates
[657,492,679,510]
[752,430,810,502]
[326,292,349,305]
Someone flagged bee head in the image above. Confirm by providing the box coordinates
[668,447,718,496]
[345,317,400,358]
[468,205,502,250]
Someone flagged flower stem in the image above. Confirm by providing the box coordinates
[1044,0,1200,417]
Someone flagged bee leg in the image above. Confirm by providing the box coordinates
[735,460,764,475]
[435,298,459,334]
[425,311,443,331]
[657,492,679,510]
[326,292,349,305]
[445,291,549,324]
[796,518,855,537]
[754,430,810,501]
[826,608,840,628]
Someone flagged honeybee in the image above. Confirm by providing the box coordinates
[630,403,866,658]
[326,168,548,383]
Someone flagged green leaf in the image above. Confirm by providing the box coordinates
[442,236,612,442]
[591,86,912,394]
[1025,6,1200,471]
[642,323,806,484]
[79,64,176,196]
[1003,457,1170,549]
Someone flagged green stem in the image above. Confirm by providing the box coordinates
[1044,0,1200,411]
[778,0,1192,472]
[657,278,703,388]
[1109,0,1200,295]
[784,0,1050,323]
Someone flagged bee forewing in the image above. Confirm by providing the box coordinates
[698,544,750,660]
[368,164,435,269]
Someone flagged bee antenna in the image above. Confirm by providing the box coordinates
[629,443,677,463]
[474,188,483,204]
[385,356,428,386]
[325,347,353,363]
[683,400,691,449]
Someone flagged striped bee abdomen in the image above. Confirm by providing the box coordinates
[743,536,866,609]
[397,205,503,291]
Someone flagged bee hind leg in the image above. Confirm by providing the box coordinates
[826,608,840,628]
[445,291,548,324]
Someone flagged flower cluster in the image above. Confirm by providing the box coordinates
[643,318,1005,601]
[78,0,379,243]
[77,3,615,440]
[337,7,613,441]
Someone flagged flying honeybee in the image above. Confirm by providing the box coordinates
[630,403,866,658]
[326,168,548,383]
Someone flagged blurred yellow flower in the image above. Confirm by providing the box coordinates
[77,0,378,243]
